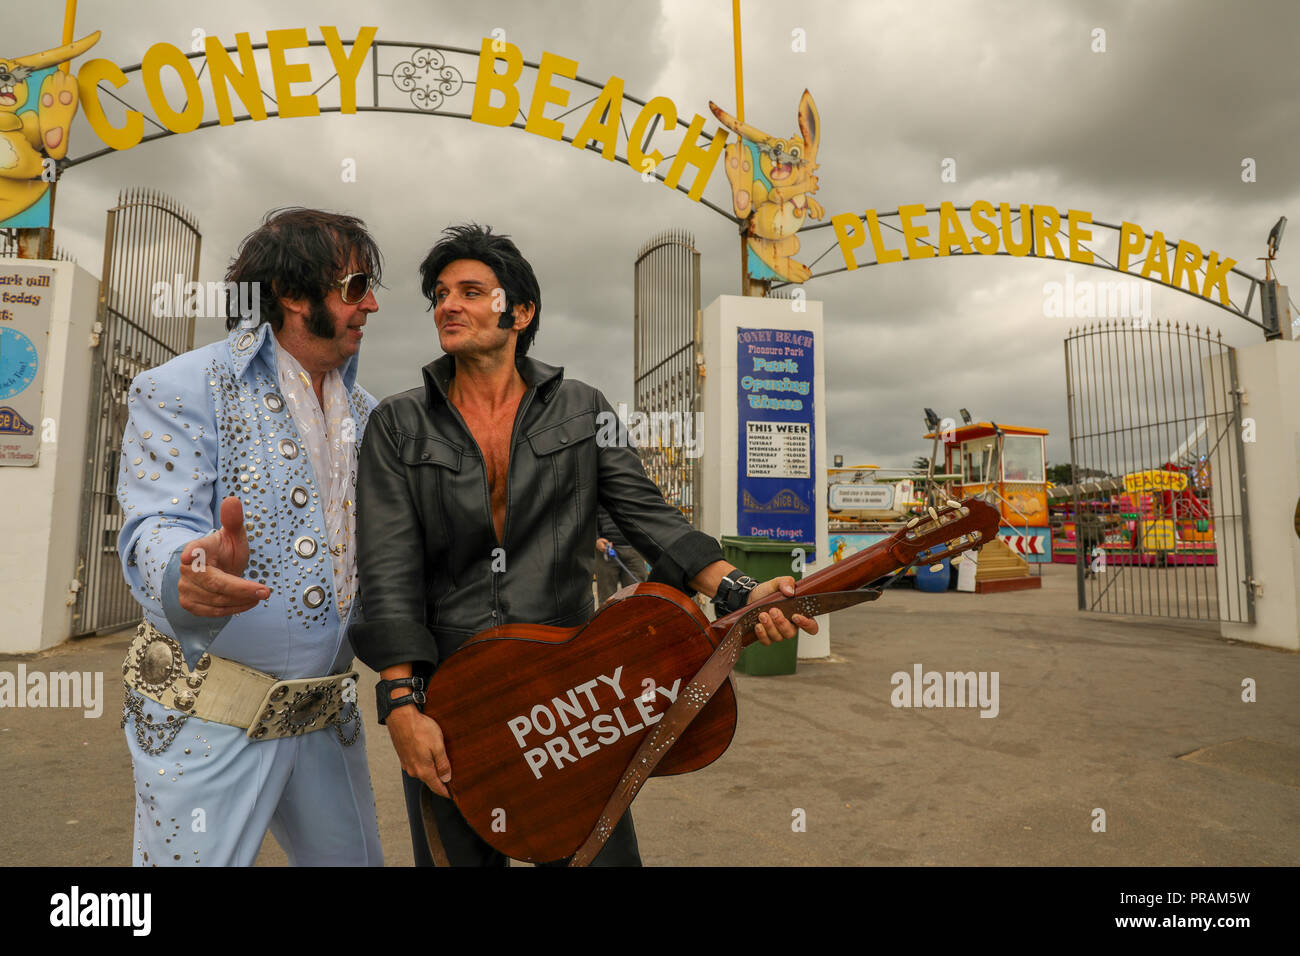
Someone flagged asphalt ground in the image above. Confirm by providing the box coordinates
[2,565,1297,867]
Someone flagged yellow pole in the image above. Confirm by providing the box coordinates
[731,0,744,123]
[732,1,758,294]
[41,0,78,257]
[60,0,78,72]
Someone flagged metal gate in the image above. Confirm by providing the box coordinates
[1063,320,1253,622]
[72,189,201,635]
[633,230,703,527]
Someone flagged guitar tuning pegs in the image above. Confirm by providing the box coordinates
[946,499,960,509]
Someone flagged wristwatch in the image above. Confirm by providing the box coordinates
[375,676,426,725]
[713,570,760,616]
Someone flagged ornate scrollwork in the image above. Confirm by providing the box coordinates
[392,49,463,111]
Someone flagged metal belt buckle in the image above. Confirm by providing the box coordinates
[246,671,359,740]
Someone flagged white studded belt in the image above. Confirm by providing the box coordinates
[123,621,359,741]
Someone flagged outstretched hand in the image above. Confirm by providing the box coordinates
[177,496,270,617]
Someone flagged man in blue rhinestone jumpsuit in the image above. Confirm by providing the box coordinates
[115,209,384,865]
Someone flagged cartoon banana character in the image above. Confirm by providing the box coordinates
[709,90,824,284]
[0,32,100,224]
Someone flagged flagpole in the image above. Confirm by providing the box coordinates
[731,1,756,295]
[39,0,78,258]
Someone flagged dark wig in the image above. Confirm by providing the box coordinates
[418,223,541,362]
[224,208,383,331]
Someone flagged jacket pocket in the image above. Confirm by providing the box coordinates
[399,435,462,471]
[526,415,596,457]
[527,415,596,494]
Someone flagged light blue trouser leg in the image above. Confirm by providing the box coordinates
[126,703,381,866]
[269,721,383,866]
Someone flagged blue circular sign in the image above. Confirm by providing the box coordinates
[0,327,39,400]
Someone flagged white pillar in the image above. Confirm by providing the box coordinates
[699,295,831,658]
[0,260,99,653]
[1218,338,1300,650]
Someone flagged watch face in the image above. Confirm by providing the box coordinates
[0,328,39,401]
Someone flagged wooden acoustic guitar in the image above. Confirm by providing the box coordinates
[423,497,1001,863]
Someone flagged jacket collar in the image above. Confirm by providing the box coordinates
[226,323,361,391]
[422,353,564,407]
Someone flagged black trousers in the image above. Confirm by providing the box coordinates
[401,772,642,867]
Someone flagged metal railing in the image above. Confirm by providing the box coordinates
[1064,320,1252,622]
[72,189,200,635]
[633,229,702,527]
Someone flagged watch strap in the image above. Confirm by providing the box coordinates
[376,676,426,725]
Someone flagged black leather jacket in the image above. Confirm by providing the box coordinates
[349,355,723,673]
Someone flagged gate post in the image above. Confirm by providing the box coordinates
[1219,339,1300,650]
[0,259,100,653]
[699,294,831,658]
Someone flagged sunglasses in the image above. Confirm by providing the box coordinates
[334,271,376,304]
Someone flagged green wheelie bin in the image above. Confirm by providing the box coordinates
[720,535,812,676]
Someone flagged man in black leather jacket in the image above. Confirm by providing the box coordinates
[351,223,817,866]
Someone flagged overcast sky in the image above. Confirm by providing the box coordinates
[12,0,1298,470]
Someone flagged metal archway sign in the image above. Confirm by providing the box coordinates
[43,28,1281,332]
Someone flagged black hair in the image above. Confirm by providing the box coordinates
[224,207,382,331]
[418,223,541,362]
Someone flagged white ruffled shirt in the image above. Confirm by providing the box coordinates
[275,342,359,619]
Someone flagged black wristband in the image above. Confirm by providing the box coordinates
[713,570,760,617]
[376,676,426,725]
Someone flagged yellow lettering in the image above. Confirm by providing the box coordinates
[628,96,676,174]
[267,28,319,119]
[205,33,266,126]
[865,208,903,264]
[471,37,523,126]
[321,26,377,115]
[969,200,998,255]
[76,58,143,150]
[141,43,204,134]
[570,75,624,160]
[832,212,866,270]
[1140,230,1171,284]
[1067,209,1094,264]
[1000,202,1032,256]
[664,114,727,202]
[935,201,972,256]
[1117,221,1146,272]
[1202,250,1236,305]
[898,203,934,259]
[1033,204,1065,259]
[525,51,578,141]
[1170,239,1203,296]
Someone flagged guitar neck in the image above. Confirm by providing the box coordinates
[705,498,1001,646]
[707,531,905,645]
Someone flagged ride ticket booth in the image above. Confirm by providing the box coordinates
[927,422,1053,563]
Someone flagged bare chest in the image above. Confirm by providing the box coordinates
[458,404,520,543]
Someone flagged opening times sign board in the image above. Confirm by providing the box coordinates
[737,327,816,559]
[0,264,52,466]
